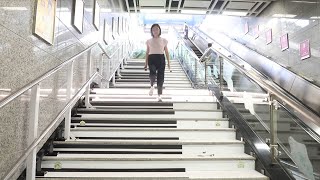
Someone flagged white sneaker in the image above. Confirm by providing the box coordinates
[157,96,162,102]
[149,86,154,96]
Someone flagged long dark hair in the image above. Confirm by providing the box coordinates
[150,24,161,37]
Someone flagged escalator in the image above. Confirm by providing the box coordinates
[185,38,202,58]
[174,26,320,180]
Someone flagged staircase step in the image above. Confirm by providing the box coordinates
[41,154,255,171]
[72,119,229,129]
[91,88,211,95]
[85,101,218,110]
[90,95,216,103]
[77,111,223,119]
[53,140,244,155]
[37,170,268,179]
[110,83,192,88]
[70,128,236,140]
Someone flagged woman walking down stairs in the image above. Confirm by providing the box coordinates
[35,59,268,180]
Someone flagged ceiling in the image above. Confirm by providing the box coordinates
[121,0,276,17]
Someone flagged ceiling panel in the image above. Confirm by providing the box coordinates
[184,0,212,8]
[123,0,276,17]
[139,0,166,7]
[226,1,256,10]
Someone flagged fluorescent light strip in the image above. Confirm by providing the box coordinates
[1,7,28,11]
[101,8,112,13]
[140,9,166,14]
[310,16,320,19]
[181,10,207,15]
[222,11,247,16]
[272,14,297,18]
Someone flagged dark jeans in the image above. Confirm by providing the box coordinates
[148,54,165,95]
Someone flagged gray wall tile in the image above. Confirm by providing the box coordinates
[0,0,127,178]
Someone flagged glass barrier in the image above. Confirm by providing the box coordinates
[173,29,319,179]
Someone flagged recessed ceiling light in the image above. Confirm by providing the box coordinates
[272,14,297,18]
[181,10,207,15]
[140,9,166,14]
[1,7,28,11]
[222,11,247,16]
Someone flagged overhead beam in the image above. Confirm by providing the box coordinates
[168,0,173,12]
[218,0,229,14]
[248,2,262,16]
[177,0,182,12]
[208,0,219,14]
[255,1,271,16]
[125,0,130,13]
[133,0,137,13]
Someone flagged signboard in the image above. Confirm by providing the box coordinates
[280,33,289,51]
[300,39,310,60]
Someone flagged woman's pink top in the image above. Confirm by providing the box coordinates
[146,37,168,55]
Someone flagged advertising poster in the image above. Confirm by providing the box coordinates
[72,0,84,33]
[300,39,310,60]
[280,33,289,51]
[93,0,100,30]
[266,29,272,45]
[34,0,57,45]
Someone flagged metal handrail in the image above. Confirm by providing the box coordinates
[1,40,127,179]
[3,72,98,180]
[0,42,120,110]
[201,38,320,138]
[172,28,200,60]
[193,26,320,136]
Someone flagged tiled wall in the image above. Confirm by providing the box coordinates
[0,0,126,178]
[200,0,320,87]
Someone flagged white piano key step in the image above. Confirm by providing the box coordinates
[78,111,223,119]
[70,128,236,140]
[41,154,255,171]
[38,170,268,179]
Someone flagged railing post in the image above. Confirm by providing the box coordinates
[106,56,110,89]
[98,53,103,87]
[204,61,207,85]
[64,61,74,140]
[26,84,40,180]
[194,58,197,85]
[85,49,93,108]
[219,56,224,91]
[269,94,279,164]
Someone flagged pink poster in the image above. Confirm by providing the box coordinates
[254,25,259,39]
[300,39,310,60]
[280,33,289,51]
[244,22,249,35]
[266,29,272,45]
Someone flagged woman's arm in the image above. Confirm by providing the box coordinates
[164,45,171,71]
[144,45,149,70]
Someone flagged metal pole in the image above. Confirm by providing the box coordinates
[219,56,224,91]
[205,61,207,85]
[26,84,40,180]
[85,50,92,108]
[106,56,110,89]
[270,94,279,164]
[98,53,103,87]
[194,58,197,85]
[64,61,74,140]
